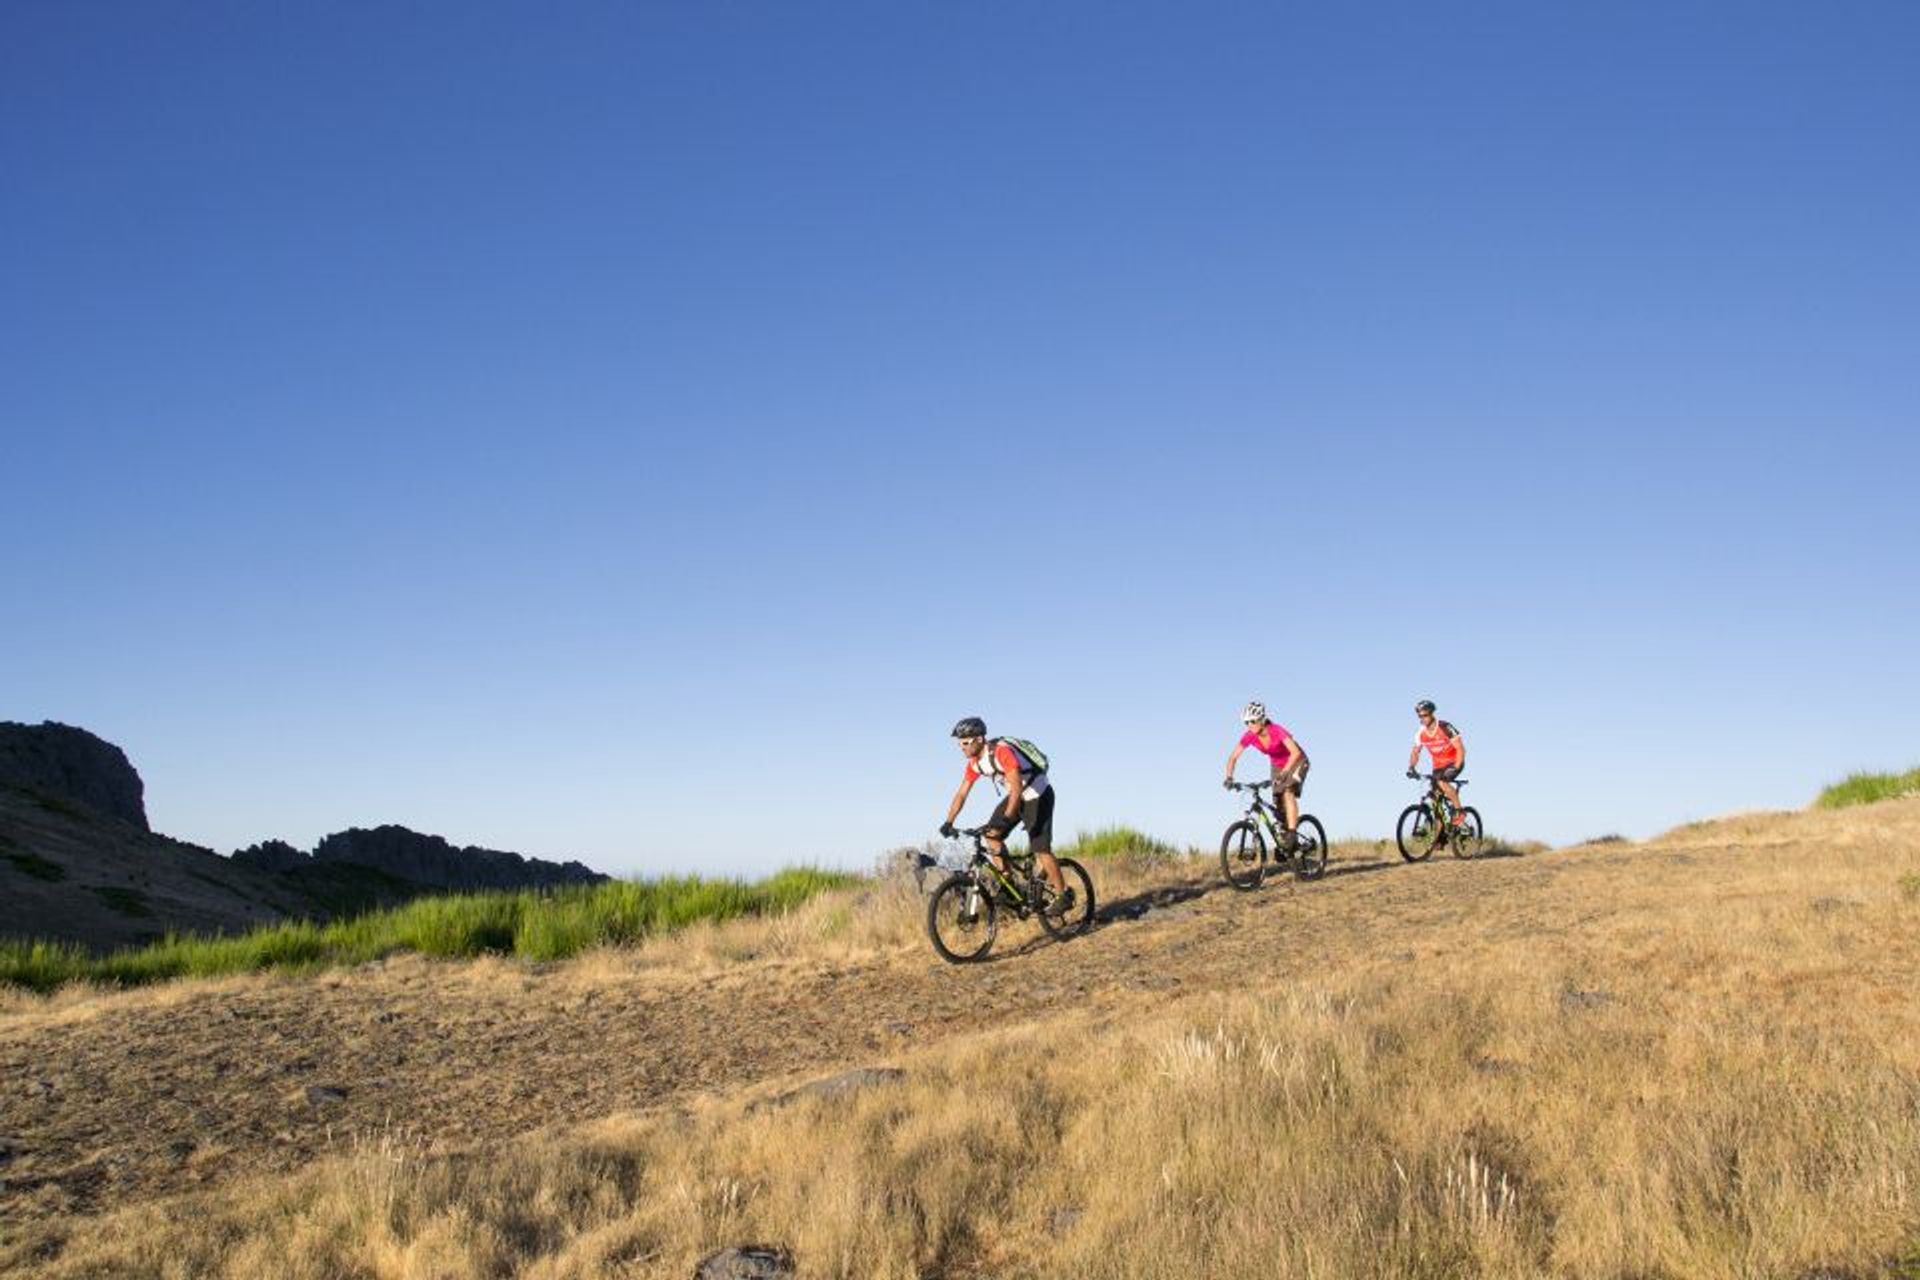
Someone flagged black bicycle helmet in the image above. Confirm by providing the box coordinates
[1414,699,1436,714]
[951,716,987,739]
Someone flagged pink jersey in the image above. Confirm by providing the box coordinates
[1239,723,1297,768]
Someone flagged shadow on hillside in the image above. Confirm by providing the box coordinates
[1323,856,1397,880]
[1475,844,1528,860]
[1093,876,1218,926]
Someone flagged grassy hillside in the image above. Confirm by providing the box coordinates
[3,801,1917,1277]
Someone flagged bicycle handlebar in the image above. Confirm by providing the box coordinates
[1226,779,1274,792]
[1411,772,1468,785]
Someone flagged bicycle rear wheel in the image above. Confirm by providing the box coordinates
[1220,819,1268,890]
[1395,804,1436,862]
[1292,814,1329,880]
[1452,807,1485,859]
[1039,858,1096,939]
[926,873,997,963]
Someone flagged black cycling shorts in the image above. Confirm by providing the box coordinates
[982,786,1056,853]
[1434,764,1462,782]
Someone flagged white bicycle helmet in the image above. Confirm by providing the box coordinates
[1241,700,1266,724]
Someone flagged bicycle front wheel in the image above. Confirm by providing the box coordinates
[927,873,997,963]
[1292,814,1329,880]
[1220,819,1268,890]
[1396,804,1435,862]
[1452,807,1485,859]
[1039,858,1096,939]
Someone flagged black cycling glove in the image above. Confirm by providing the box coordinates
[939,822,956,839]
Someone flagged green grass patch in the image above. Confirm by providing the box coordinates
[1814,767,1920,810]
[1057,826,1183,860]
[4,850,66,882]
[1899,874,1920,903]
[89,885,153,918]
[0,866,861,993]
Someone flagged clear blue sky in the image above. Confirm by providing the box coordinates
[5,3,1914,877]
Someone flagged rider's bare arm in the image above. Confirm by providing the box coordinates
[946,776,975,826]
[1002,767,1024,820]
[1224,743,1244,782]
[1408,738,1422,771]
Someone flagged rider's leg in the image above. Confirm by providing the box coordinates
[1027,790,1066,892]
[1440,777,1463,822]
[982,828,1011,877]
[1270,766,1294,838]
[1282,758,1307,833]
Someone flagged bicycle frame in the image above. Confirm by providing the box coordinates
[1235,781,1288,839]
[955,833,1044,912]
[1424,783,1459,827]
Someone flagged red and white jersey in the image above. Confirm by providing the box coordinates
[1417,721,1463,768]
[964,740,1050,800]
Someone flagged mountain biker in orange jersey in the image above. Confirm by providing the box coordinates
[1223,701,1309,846]
[939,717,1072,912]
[1407,699,1468,825]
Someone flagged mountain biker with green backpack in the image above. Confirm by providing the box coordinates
[940,717,1072,913]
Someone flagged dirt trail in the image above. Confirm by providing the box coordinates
[4,805,1916,1228]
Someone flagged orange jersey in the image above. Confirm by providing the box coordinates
[1417,721,1462,767]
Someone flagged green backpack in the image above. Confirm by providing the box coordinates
[992,736,1050,777]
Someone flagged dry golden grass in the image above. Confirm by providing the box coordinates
[5,803,1920,1278]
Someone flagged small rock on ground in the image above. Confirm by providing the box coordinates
[694,1245,795,1280]
[1559,990,1612,1012]
[766,1068,905,1109]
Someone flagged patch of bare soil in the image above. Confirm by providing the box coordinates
[4,802,1918,1232]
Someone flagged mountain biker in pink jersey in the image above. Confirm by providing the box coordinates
[1407,699,1468,825]
[1223,701,1309,847]
[940,716,1073,914]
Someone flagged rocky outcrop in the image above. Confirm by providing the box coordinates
[309,825,605,891]
[232,839,309,872]
[0,721,148,830]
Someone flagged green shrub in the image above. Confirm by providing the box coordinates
[1058,826,1182,860]
[0,940,91,993]
[4,850,66,882]
[89,885,153,918]
[21,787,90,822]
[1815,768,1920,810]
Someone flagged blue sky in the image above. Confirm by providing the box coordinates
[4,3,1914,876]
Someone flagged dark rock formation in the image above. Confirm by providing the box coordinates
[0,721,148,830]
[232,839,309,872]
[309,825,605,891]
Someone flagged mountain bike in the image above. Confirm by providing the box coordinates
[1219,780,1329,890]
[925,827,1096,963]
[1396,773,1484,861]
